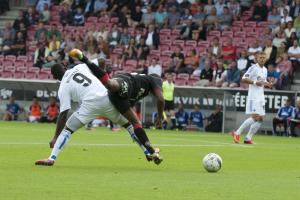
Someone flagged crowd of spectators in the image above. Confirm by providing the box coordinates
[0,0,300,90]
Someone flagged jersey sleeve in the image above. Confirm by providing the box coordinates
[242,66,255,80]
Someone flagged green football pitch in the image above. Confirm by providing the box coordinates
[0,121,300,200]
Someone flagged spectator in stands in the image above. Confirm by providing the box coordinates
[248,39,262,63]
[97,36,109,58]
[194,20,207,41]
[40,97,59,123]
[204,7,219,30]
[180,19,197,40]
[130,5,143,26]
[218,6,233,30]
[204,0,214,15]
[34,42,50,68]
[2,33,13,55]
[212,59,226,87]
[290,0,300,18]
[48,35,60,52]
[290,99,300,137]
[272,99,293,136]
[47,24,61,41]
[136,37,150,60]
[277,53,292,86]
[25,6,38,26]
[94,0,108,15]
[167,5,180,29]
[34,22,48,42]
[61,33,75,51]
[107,24,121,47]
[154,4,168,27]
[222,60,240,88]
[147,57,162,77]
[240,0,251,13]
[60,3,73,26]
[284,21,296,38]
[13,11,29,31]
[97,24,108,42]
[251,0,268,21]
[119,27,131,47]
[193,4,206,21]
[189,105,204,129]
[209,37,221,57]
[73,7,85,26]
[221,39,237,63]
[286,32,299,48]
[227,0,241,18]
[294,12,300,37]
[281,8,293,24]
[287,40,300,71]
[263,38,277,66]
[195,58,214,87]
[215,0,226,16]
[145,24,160,49]
[12,32,26,56]
[3,22,16,41]
[184,49,199,74]
[175,104,189,130]
[181,8,193,21]
[39,3,50,24]
[267,64,281,89]
[3,96,21,121]
[36,0,51,14]
[27,97,42,123]
[272,31,287,48]
[141,6,155,27]
[122,38,137,61]
[205,105,223,132]
[268,7,281,30]
[275,42,288,64]
[168,46,185,73]
[237,50,251,74]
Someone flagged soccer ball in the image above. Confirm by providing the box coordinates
[202,153,222,173]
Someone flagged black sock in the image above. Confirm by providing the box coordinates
[134,128,154,154]
[171,118,176,129]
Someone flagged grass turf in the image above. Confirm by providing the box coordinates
[0,121,300,200]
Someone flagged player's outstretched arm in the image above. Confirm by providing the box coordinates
[49,109,69,148]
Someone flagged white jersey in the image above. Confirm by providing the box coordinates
[58,63,107,112]
[242,63,267,102]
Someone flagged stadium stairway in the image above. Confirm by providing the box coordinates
[0,4,24,30]
[291,71,300,91]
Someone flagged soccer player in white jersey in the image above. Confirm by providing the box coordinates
[35,62,162,166]
[231,52,273,144]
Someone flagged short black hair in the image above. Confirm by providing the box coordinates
[51,63,65,80]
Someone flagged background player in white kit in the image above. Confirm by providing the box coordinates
[35,62,161,166]
[231,52,273,144]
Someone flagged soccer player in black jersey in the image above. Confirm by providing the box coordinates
[69,49,165,165]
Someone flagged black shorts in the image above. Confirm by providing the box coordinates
[164,100,174,111]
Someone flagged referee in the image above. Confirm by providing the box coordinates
[162,73,176,129]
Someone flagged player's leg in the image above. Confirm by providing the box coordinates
[244,114,263,144]
[283,118,288,136]
[35,113,84,166]
[272,118,280,136]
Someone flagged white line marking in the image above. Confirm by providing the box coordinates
[0,142,253,148]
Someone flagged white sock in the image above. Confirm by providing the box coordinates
[125,124,149,155]
[48,129,72,161]
[245,122,262,141]
[236,117,255,135]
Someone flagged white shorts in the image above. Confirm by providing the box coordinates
[246,99,265,116]
[73,96,128,126]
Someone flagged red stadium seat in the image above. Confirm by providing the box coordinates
[28,67,40,73]
[245,37,257,45]
[174,79,186,86]
[198,41,210,48]
[87,17,98,23]
[231,26,241,32]
[16,66,28,73]
[234,31,246,38]
[172,40,185,47]
[1,71,13,78]
[222,31,233,37]
[110,17,119,24]
[25,72,37,79]
[5,55,16,62]
[160,35,169,41]
[209,30,221,37]
[246,32,259,37]
[0,55,4,62]
[243,26,255,33]
[14,71,25,79]
[244,21,256,27]
[161,50,173,57]
[99,17,110,23]
[232,21,244,27]
[188,77,200,86]
[185,40,197,48]
[171,29,181,35]
[159,45,170,51]
[160,39,172,46]
[112,48,124,55]
[38,72,49,79]
[125,60,137,66]
[150,49,161,57]
[16,56,28,62]
[160,29,171,35]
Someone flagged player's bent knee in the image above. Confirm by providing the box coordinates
[66,114,84,132]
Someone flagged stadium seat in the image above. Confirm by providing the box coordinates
[14,71,25,79]
[160,35,169,41]
[99,17,110,23]
[171,29,181,35]
[150,49,161,58]
[232,21,244,27]
[160,55,171,62]
[245,37,257,45]
[197,41,210,48]
[112,48,123,55]
[5,55,16,62]
[110,17,119,24]
[244,21,256,27]
[125,60,137,66]
[234,31,246,38]
[246,32,259,37]
[243,26,255,33]
[38,72,49,79]
[25,72,37,79]
[159,45,170,51]
[231,26,241,32]
[1,71,13,78]
[209,30,221,37]
[0,55,4,62]
[185,40,197,48]
[172,40,185,47]
[28,67,40,73]
[161,50,173,57]
[160,39,172,46]
[222,31,233,38]
[16,56,28,62]
[188,77,200,86]
[160,29,171,35]
[87,17,98,23]
[3,61,14,69]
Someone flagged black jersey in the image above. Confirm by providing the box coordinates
[108,73,162,114]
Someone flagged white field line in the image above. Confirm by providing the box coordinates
[0,142,253,148]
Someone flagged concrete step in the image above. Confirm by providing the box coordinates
[291,84,300,91]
